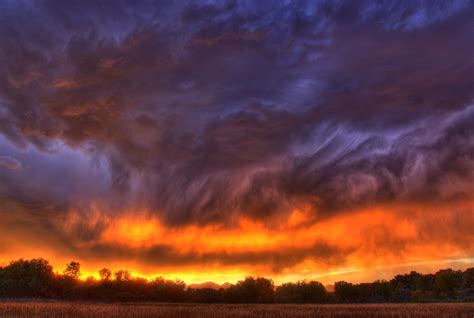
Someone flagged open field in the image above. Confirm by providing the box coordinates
[0,302,474,318]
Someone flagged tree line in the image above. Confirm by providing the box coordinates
[0,258,473,303]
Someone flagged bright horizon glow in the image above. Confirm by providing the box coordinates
[2,256,472,286]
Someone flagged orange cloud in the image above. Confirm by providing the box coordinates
[2,199,471,285]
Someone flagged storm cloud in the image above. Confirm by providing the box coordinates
[1,0,474,278]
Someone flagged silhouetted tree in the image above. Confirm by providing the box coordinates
[463,268,474,288]
[275,282,299,303]
[335,281,357,303]
[99,268,112,281]
[225,276,274,303]
[187,287,224,303]
[114,270,131,282]
[434,269,463,299]
[275,280,326,303]
[358,281,391,303]
[64,261,81,279]
[0,258,54,297]
[390,270,437,302]
[150,277,186,302]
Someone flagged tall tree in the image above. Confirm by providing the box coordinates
[114,270,131,282]
[63,261,81,279]
[99,268,112,281]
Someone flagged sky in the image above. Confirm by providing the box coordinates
[1,0,474,285]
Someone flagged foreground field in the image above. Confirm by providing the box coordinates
[0,302,474,318]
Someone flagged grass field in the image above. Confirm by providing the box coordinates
[0,302,474,318]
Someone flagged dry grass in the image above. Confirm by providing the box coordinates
[0,301,474,318]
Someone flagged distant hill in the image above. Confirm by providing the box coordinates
[325,284,335,292]
[190,282,333,291]
[188,282,232,290]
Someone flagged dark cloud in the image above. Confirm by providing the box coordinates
[83,241,349,273]
[0,0,474,230]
